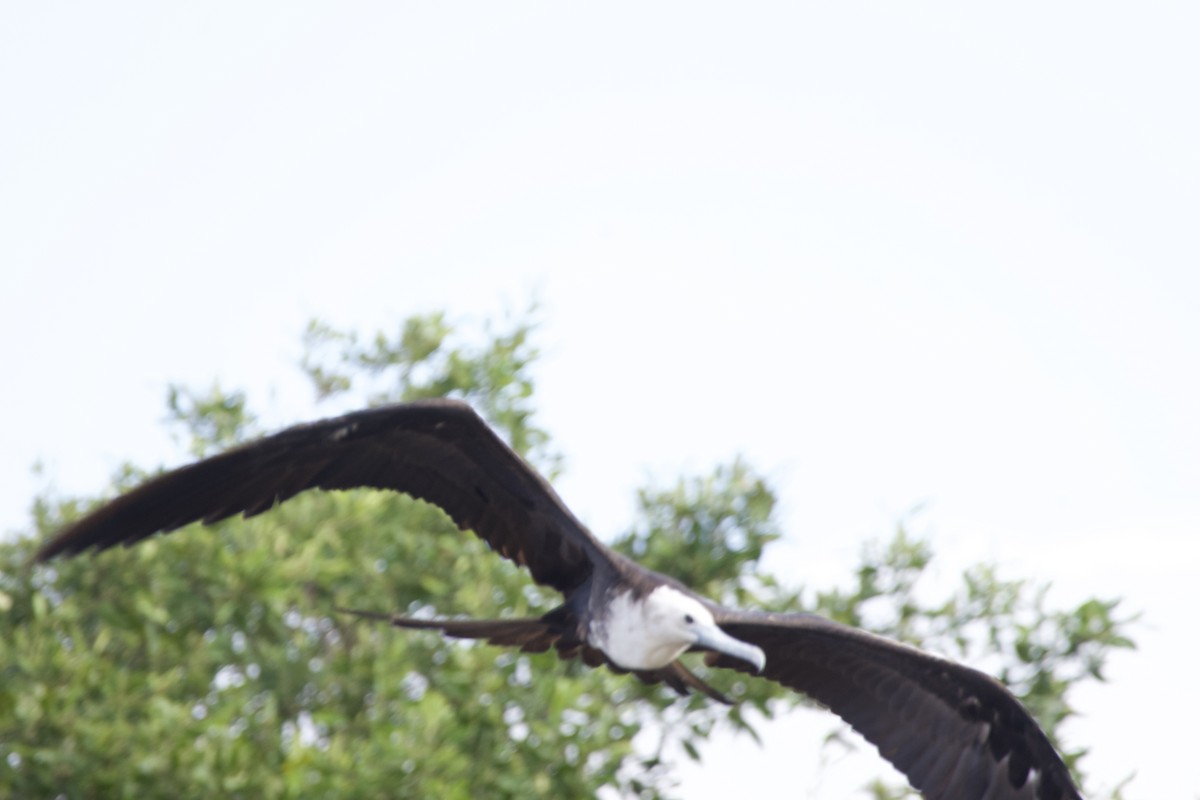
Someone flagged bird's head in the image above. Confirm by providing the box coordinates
[621,586,766,673]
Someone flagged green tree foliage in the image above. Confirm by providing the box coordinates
[0,312,1134,799]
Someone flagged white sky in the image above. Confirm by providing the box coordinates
[2,3,1197,797]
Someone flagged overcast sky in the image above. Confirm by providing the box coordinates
[3,3,1197,797]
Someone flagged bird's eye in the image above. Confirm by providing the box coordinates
[684,614,695,624]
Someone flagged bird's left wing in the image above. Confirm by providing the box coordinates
[706,610,1083,800]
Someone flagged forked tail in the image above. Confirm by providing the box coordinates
[339,607,734,704]
[337,607,566,653]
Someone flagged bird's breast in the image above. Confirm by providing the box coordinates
[587,590,689,670]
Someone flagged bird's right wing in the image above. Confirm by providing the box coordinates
[37,399,613,595]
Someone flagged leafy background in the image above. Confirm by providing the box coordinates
[1,316,1134,798]
[4,4,1196,796]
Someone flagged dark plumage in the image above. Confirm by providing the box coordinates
[37,399,1083,800]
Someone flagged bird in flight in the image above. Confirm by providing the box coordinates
[38,398,1083,800]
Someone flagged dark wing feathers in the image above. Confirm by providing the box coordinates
[40,398,1086,798]
[36,399,606,594]
[708,611,1082,800]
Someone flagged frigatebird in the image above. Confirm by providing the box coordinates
[37,399,1083,800]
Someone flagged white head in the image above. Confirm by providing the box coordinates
[591,585,766,672]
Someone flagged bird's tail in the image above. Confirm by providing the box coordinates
[337,607,564,652]
[339,607,735,704]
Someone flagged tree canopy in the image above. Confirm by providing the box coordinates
[0,312,1134,798]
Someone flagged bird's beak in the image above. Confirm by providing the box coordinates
[693,624,766,673]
